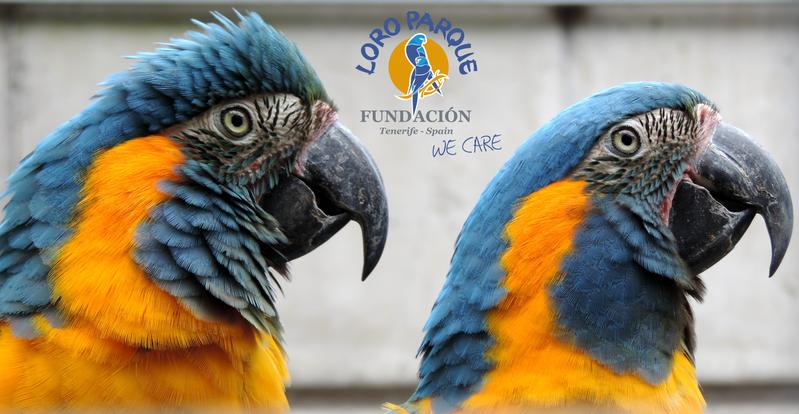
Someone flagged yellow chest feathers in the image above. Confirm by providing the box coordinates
[0,136,288,410]
[462,180,704,414]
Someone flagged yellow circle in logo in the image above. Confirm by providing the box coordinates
[388,35,449,94]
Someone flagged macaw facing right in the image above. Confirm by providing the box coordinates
[388,82,793,413]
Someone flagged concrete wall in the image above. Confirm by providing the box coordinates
[0,1,797,407]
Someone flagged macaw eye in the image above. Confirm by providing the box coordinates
[611,127,641,155]
[221,107,252,138]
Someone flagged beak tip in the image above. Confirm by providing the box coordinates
[361,257,374,281]
[765,202,793,278]
[360,235,386,281]
[361,258,379,281]
[769,259,780,277]
[769,247,788,277]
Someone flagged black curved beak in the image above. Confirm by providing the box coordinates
[670,122,793,276]
[260,122,388,280]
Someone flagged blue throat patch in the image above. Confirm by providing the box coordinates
[411,82,711,407]
[551,195,689,384]
[134,160,288,338]
[0,11,327,325]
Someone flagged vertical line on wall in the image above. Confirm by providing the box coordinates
[1,5,20,188]
[552,5,587,108]
[0,6,10,185]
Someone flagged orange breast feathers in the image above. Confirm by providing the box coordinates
[0,136,288,410]
[462,180,704,414]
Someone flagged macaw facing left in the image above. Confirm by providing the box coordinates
[0,12,387,411]
[388,82,792,413]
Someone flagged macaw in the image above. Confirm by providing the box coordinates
[0,12,388,411]
[405,33,442,114]
[387,82,793,413]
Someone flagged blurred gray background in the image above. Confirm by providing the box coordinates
[0,0,797,412]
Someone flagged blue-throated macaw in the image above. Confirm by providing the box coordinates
[0,11,388,410]
[387,82,792,413]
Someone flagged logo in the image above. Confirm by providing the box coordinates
[389,33,449,113]
[355,12,502,159]
[354,11,478,108]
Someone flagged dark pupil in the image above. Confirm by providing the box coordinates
[621,133,634,147]
[231,113,244,128]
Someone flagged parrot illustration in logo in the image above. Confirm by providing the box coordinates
[386,82,793,413]
[401,33,446,114]
[0,11,388,410]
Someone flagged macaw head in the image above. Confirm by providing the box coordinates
[407,33,428,47]
[0,12,387,338]
[151,13,387,280]
[561,84,791,281]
